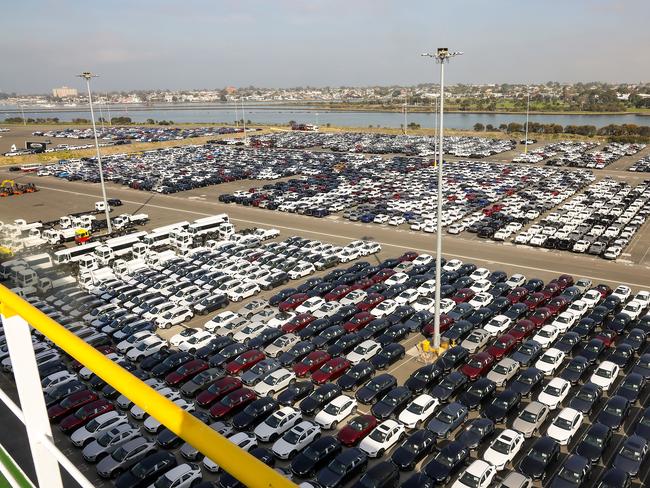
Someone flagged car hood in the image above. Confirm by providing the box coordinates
[391,446,417,469]
[519,456,546,479]
[316,467,344,488]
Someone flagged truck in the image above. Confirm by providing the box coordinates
[186,214,230,239]
[12,268,76,296]
[142,221,190,250]
[94,231,147,266]
[112,258,148,279]
[60,214,95,229]
[53,242,102,265]
[43,228,79,245]
[78,267,116,290]
[112,213,149,231]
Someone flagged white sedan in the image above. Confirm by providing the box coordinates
[169,328,202,348]
[482,429,525,471]
[395,289,421,305]
[339,290,367,306]
[296,297,326,314]
[551,313,576,334]
[484,315,512,337]
[537,377,571,410]
[370,299,398,318]
[532,325,560,348]
[385,273,409,286]
[272,421,321,459]
[227,281,261,302]
[314,395,357,429]
[452,460,497,488]
[398,394,441,429]
[204,311,240,333]
[546,408,584,445]
[535,348,566,376]
[461,329,491,354]
[253,368,296,396]
[589,361,620,391]
[346,340,382,365]
[253,407,302,443]
[289,262,315,280]
[359,420,405,458]
[468,292,493,310]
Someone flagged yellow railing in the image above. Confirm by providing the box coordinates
[0,284,296,488]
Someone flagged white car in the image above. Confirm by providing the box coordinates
[469,280,492,294]
[227,281,261,302]
[314,395,357,429]
[130,387,180,419]
[312,302,342,319]
[612,285,631,302]
[338,249,360,263]
[415,254,435,266]
[385,273,409,287]
[152,463,201,488]
[370,299,398,318]
[70,412,130,447]
[289,262,315,280]
[177,330,213,353]
[143,398,194,433]
[362,242,381,255]
[203,432,257,472]
[116,331,155,354]
[443,258,462,271]
[461,329,491,354]
[412,296,435,312]
[468,292,493,310]
[267,311,297,328]
[546,407,583,445]
[155,306,193,329]
[621,300,644,320]
[359,419,405,458]
[452,460,497,488]
[346,340,382,365]
[482,429,525,471]
[581,289,602,308]
[566,300,589,319]
[253,368,296,396]
[42,371,76,393]
[532,325,560,348]
[398,394,440,429]
[484,315,512,337]
[169,327,202,348]
[417,280,437,296]
[254,407,302,442]
[271,421,321,459]
[535,348,566,376]
[505,274,526,288]
[470,268,490,282]
[388,216,405,226]
[589,361,620,391]
[550,313,576,334]
[296,297,326,314]
[126,336,167,361]
[395,289,420,305]
[233,322,267,343]
[447,223,465,235]
[265,334,300,358]
[537,377,570,410]
[632,290,650,309]
[339,290,367,306]
[486,358,520,387]
[204,311,240,333]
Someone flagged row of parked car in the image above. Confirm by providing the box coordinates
[513,141,645,169]
[3,231,650,487]
[629,154,650,173]
[33,126,249,143]
[513,178,650,259]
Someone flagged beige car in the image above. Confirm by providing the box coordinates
[512,401,549,438]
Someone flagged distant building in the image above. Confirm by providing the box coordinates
[52,86,78,98]
[225,86,237,94]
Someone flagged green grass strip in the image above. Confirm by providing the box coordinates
[0,444,34,488]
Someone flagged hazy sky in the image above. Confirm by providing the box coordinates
[3,0,649,93]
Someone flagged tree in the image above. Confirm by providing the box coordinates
[485,124,495,131]
[146,118,156,124]
[507,122,524,133]
[473,123,485,132]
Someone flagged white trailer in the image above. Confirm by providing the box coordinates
[143,221,190,249]
[78,267,116,289]
[54,242,102,265]
[186,214,230,238]
[113,213,149,230]
[95,231,147,265]
[43,228,78,245]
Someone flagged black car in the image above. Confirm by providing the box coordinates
[327,333,364,357]
[456,417,495,450]
[442,320,474,343]
[483,389,521,423]
[488,295,511,312]
[44,380,86,407]
[371,386,412,420]
[248,328,283,350]
[504,303,529,321]
[569,382,603,415]
[447,303,474,322]
[358,318,391,340]
[510,341,543,367]
[580,339,605,364]
[150,352,193,378]
[548,455,590,488]
[195,337,235,360]
[194,294,229,314]
[156,412,210,449]
[404,364,442,394]
[635,406,650,441]
[400,472,436,488]
[299,318,332,339]
[337,362,375,391]
[403,311,434,332]
[466,308,494,327]
[356,374,397,405]
[231,397,278,431]
[312,326,346,349]
[279,340,316,367]
[370,343,405,369]
[376,324,409,346]
[596,395,631,430]
[576,423,612,465]
[621,328,647,353]
[560,356,590,384]
[430,371,468,402]
[329,305,359,326]
[353,461,400,488]
[615,372,646,403]
[595,467,631,488]
[632,353,650,380]
[458,377,496,410]
[436,346,470,373]
[518,436,560,481]
[114,451,177,488]
[269,288,298,307]
[390,429,436,471]
[607,344,634,369]
[278,381,314,407]
[423,441,469,484]
[209,343,250,368]
[613,435,649,478]
[300,383,342,417]
[316,447,368,488]
[218,447,275,488]
[555,332,581,354]
[573,318,596,340]
[180,368,225,398]
[290,435,342,478]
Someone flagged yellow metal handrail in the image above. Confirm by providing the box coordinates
[0,284,296,488]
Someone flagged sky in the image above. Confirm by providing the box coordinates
[2,0,649,93]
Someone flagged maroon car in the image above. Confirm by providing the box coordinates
[594,284,613,299]
[209,387,256,419]
[595,329,617,348]
[324,285,353,302]
[398,252,419,262]
[529,307,553,328]
[282,313,316,334]
[506,287,529,304]
[422,315,454,337]
[371,269,396,284]
[225,350,265,375]
[293,350,331,377]
[557,274,574,289]
[486,334,517,360]
[452,288,475,304]
[47,390,98,422]
[523,292,547,311]
[546,296,570,315]
[279,293,310,312]
[351,278,375,291]
[507,319,536,343]
[541,282,561,300]
[356,293,386,312]
[196,377,243,408]
[460,352,495,381]
[343,312,375,333]
[337,415,378,446]
[59,399,114,434]
[165,359,208,387]
[311,357,351,385]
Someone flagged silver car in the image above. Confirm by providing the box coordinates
[82,423,140,463]
[512,401,549,438]
[96,437,156,478]
[486,358,520,387]
[70,412,129,447]
[265,334,299,358]
[241,358,281,386]
[180,421,233,460]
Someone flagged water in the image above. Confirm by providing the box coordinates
[1,103,648,129]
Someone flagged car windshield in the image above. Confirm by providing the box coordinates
[605,404,623,415]
[621,446,642,461]
[437,412,454,424]
[153,476,174,488]
[595,368,612,379]
[328,459,347,475]
[407,402,425,414]
[553,417,573,430]
[112,445,130,461]
[283,429,301,444]
[540,354,555,365]
[529,448,549,462]
[368,429,388,442]
[323,403,341,415]
[458,472,480,488]
[97,431,115,447]
[519,410,538,423]
[493,365,509,375]
[538,330,553,338]
[558,467,582,483]
[545,385,562,396]
[467,360,484,369]
[584,433,603,447]
[491,439,511,454]
[433,452,453,468]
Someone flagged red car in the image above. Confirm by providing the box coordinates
[293,350,331,377]
[47,390,98,422]
[422,314,455,337]
[486,334,517,360]
[209,387,257,419]
[356,293,386,312]
[529,307,553,328]
[282,313,316,334]
[506,287,529,304]
[59,399,114,434]
[595,329,617,347]
[546,296,570,315]
[225,350,265,375]
[343,312,375,333]
[507,319,536,343]
[594,284,613,299]
[337,415,378,446]
[165,359,208,386]
[557,274,574,289]
[351,278,375,291]
[371,269,396,284]
[541,282,561,300]
[523,292,547,311]
[452,288,475,304]
[196,377,242,408]
[324,285,353,302]
[398,252,418,262]
[460,352,495,381]
[312,357,351,385]
[279,293,310,312]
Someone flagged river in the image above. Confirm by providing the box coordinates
[1,103,648,129]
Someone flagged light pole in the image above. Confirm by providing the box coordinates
[524,86,530,154]
[241,98,247,144]
[421,48,463,352]
[77,72,112,234]
[20,104,26,126]
[403,92,408,135]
